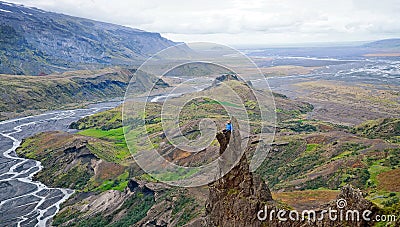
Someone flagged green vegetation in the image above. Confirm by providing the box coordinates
[340,168,370,189]
[275,101,313,122]
[109,192,155,227]
[78,127,125,146]
[153,167,199,182]
[86,141,130,163]
[136,173,158,183]
[171,195,199,226]
[207,100,241,108]
[353,118,400,142]
[52,208,80,226]
[57,165,93,190]
[255,140,307,187]
[305,143,319,153]
[367,191,400,219]
[70,107,122,130]
[330,143,368,161]
[76,127,131,162]
[368,164,391,189]
[279,119,317,133]
[95,171,130,192]
[284,149,324,181]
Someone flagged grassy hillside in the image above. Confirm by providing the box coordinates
[0,68,169,120]
[353,118,400,142]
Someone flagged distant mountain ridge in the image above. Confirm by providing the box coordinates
[362,38,400,48]
[246,38,400,59]
[0,1,181,75]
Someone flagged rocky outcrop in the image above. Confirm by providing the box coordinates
[216,130,231,155]
[316,185,380,227]
[212,74,241,86]
[204,119,383,227]
[55,178,156,226]
[205,117,274,226]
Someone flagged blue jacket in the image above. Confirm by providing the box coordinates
[226,123,232,131]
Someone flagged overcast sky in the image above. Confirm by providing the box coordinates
[5,0,400,46]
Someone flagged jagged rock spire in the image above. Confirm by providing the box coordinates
[205,117,273,226]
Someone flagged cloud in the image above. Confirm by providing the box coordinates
[4,0,400,45]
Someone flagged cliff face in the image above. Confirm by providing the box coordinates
[205,118,273,226]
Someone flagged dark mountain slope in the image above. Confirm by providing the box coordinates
[0,1,180,75]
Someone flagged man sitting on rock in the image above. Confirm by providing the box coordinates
[224,120,232,132]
